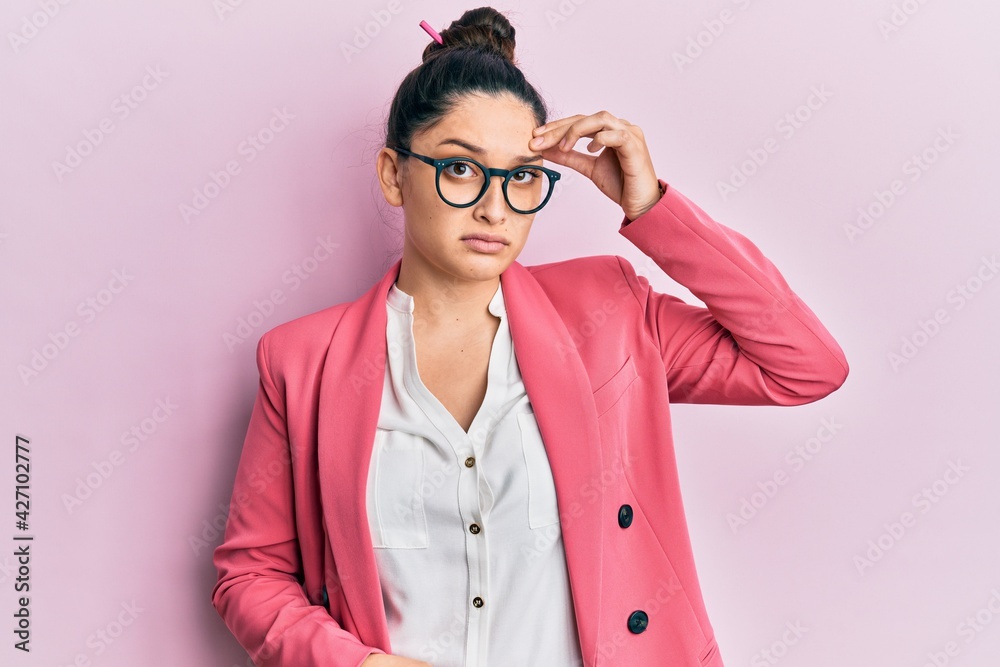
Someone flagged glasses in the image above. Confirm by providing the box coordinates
[389,145,561,214]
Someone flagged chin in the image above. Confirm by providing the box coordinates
[456,255,510,276]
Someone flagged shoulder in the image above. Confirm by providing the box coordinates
[523,253,633,285]
[521,253,642,305]
[255,300,351,375]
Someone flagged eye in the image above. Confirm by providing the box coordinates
[443,160,480,179]
[511,168,542,184]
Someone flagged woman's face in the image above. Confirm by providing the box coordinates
[378,93,543,285]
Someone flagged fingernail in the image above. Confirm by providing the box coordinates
[531,137,542,146]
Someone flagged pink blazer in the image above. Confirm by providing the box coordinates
[211,179,849,667]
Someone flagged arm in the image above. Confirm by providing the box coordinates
[211,334,387,667]
[617,179,849,405]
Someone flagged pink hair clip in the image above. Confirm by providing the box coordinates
[419,20,443,44]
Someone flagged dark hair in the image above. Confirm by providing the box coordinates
[383,6,549,157]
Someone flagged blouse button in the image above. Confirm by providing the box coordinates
[472,596,484,608]
[618,504,633,528]
[464,456,476,468]
[469,523,481,534]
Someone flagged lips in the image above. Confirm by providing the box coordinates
[462,233,509,245]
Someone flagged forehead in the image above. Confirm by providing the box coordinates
[419,93,539,161]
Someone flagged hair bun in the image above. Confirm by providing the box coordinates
[423,7,516,64]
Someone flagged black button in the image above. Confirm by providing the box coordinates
[618,504,633,528]
[627,609,648,634]
[472,596,484,608]
[320,584,329,608]
[469,523,481,534]
[465,456,476,468]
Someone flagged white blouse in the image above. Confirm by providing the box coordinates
[365,278,584,666]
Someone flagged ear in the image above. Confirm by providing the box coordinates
[376,148,405,207]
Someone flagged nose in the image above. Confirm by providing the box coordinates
[478,174,509,220]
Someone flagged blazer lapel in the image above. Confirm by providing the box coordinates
[317,257,605,664]
[316,259,398,649]
[502,260,606,665]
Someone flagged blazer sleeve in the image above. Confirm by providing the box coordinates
[211,334,386,667]
[616,178,849,405]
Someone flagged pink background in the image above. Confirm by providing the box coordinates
[3,1,999,665]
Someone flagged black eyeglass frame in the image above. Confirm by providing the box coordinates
[389,145,562,214]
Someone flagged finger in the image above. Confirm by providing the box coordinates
[533,114,586,135]
[530,130,566,150]
[538,141,597,174]
[528,111,622,150]
[557,112,630,152]
[532,112,636,161]
[530,117,585,149]
[586,128,630,153]
[530,125,575,150]
[532,116,604,151]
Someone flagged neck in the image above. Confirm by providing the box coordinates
[395,257,500,330]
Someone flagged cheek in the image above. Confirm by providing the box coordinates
[404,196,445,229]
[406,211,458,246]
[403,173,439,210]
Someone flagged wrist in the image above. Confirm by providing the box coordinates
[624,181,667,224]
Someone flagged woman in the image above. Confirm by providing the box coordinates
[211,7,849,667]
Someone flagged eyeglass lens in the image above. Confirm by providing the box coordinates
[439,160,552,212]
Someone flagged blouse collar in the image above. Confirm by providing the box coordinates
[387,278,506,319]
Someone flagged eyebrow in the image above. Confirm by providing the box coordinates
[437,138,543,164]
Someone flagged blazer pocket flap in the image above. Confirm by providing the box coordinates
[699,635,722,666]
[593,355,638,417]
